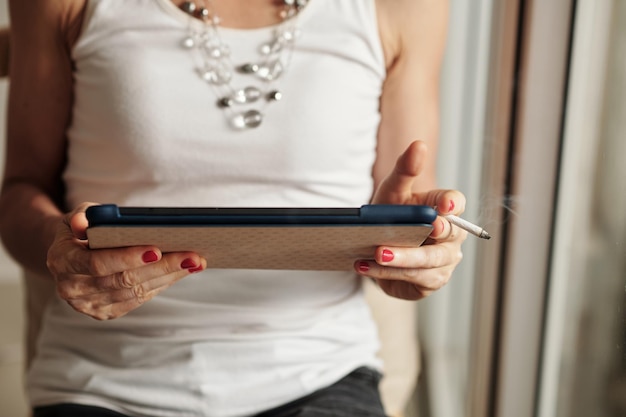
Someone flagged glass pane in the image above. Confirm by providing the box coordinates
[542,1,626,415]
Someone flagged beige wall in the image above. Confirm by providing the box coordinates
[0,282,28,417]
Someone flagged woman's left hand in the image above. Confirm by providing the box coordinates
[355,141,468,300]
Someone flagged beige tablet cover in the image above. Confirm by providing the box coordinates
[87,225,432,271]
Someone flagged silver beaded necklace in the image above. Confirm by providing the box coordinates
[180,0,308,129]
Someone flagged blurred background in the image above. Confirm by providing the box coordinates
[0,1,27,417]
[0,0,624,416]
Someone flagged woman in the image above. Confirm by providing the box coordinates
[0,0,466,416]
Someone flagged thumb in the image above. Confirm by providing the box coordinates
[372,140,428,204]
[67,202,98,240]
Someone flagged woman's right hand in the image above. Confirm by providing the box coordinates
[46,203,207,320]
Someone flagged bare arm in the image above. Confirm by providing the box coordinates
[358,0,467,300]
[1,1,206,320]
[373,0,449,191]
[0,0,86,275]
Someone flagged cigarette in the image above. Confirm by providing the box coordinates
[444,214,491,240]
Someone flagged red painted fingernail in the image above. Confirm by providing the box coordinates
[382,249,394,262]
[142,250,159,263]
[448,200,455,213]
[188,265,204,273]
[181,258,197,269]
[358,261,370,272]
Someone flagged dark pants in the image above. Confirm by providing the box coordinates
[33,367,388,417]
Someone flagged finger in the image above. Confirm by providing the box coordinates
[47,203,106,274]
[51,214,85,247]
[101,287,167,320]
[105,280,182,320]
[49,243,164,277]
[414,189,467,215]
[67,279,173,321]
[356,260,455,293]
[429,216,468,241]
[59,252,206,297]
[68,202,99,240]
[62,256,207,320]
[371,242,463,270]
[372,140,428,204]
[96,252,207,291]
[66,266,200,312]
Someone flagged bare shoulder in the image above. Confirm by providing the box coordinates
[6,0,88,197]
[375,0,449,70]
[9,0,87,48]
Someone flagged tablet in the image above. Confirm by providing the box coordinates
[86,204,437,271]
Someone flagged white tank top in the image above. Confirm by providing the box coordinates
[29,1,387,416]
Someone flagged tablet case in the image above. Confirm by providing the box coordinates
[86,205,436,271]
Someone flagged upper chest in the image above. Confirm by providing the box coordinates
[64,0,398,69]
